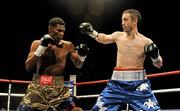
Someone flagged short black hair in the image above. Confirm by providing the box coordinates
[48,17,65,27]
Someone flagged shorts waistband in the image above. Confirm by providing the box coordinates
[111,69,146,81]
[32,74,64,83]
[114,67,144,71]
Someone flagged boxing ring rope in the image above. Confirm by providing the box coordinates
[0,70,180,110]
[74,70,180,86]
[76,88,180,99]
[74,70,180,99]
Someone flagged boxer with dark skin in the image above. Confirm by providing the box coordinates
[17,17,87,111]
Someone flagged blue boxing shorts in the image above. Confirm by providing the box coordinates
[91,68,160,111]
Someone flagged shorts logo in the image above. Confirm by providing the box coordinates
[144,98,157,108]
[40,75,53,85]
[136,83,149,92]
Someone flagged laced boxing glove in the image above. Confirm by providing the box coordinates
[76,44,89,62]
[34,34,55,57]
[144,43,160,63]
[79,22,99,39]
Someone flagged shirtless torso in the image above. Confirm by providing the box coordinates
[79,9,163,111]
[96,31,153,69]
[26,40,80,75]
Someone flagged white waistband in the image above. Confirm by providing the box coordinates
[111,70,146,81]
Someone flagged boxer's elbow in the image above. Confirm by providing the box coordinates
[25,64,31,72]
[25,62,35,72]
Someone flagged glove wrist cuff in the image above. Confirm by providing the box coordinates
[79,55,87,62]
[151,55,161,63]
[88,30,99,39]
[34,45,47,57]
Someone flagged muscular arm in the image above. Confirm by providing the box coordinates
[95,33,116,44]
[25,41,39,71]
[68,43,84,69]
[70,52,84,69]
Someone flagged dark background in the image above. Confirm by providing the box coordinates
[0,0,180,110]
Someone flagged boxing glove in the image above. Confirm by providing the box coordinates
[34,34,55,57]
[144,43,160,62]
[76,44,89,61]
[39,34,55,47]
[79,22,99,39]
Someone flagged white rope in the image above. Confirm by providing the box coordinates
[76,88,180,98]
[0,93,25,97]
[152,88,180,93]
[0,88,180,98]
[0,86,180,111]
[77,94,99,98]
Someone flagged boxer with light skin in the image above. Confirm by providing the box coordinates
[79,9,163,111]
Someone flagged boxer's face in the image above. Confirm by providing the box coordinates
[49,24,65,44]
[121,13,134,33]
